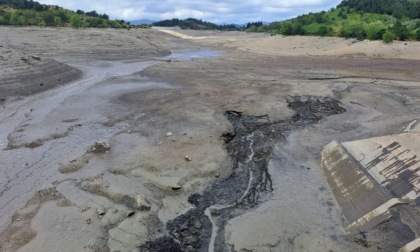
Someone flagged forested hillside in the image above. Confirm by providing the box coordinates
[152,18,239,31]
[338,0,420,18]
[0,0,131,28]
[248,0,420,42]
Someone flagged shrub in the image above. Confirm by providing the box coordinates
[382,30,395,43]
[340,21,367,40]
[366,22,386,40]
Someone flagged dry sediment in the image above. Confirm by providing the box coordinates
[0,27,419,252]
[0,46,82,102]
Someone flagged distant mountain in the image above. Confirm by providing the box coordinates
[218,22,244,28]
[152,18,241,31]
[130,19,155,25]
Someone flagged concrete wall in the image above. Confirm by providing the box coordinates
[321,135,420,250]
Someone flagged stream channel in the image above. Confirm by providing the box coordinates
[139,96,346,251]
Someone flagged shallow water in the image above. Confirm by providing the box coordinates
[166,49,221,61]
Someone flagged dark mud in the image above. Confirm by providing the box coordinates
[138,96,346,252]
[351,205,416,251]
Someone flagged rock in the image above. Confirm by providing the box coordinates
[194,220,202,229]
[25,140,43,148]
[136,194,151,211]
[86,218,91,225]
[96,207,106,216]
[88,141,110,153]
[210,208,221,216]
[166,132,173,137]
[185,155,192,161]
[185,236,198,245]
[171,184,181,191]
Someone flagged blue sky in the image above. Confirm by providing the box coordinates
[37,0,342,23]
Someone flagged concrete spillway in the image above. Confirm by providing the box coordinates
[321,133,420,251]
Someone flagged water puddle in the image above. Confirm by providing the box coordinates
[166,50,221,61]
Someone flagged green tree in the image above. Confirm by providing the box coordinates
[416,29,420,40]
[56,10,68,23]
[280,22,293,35]
[9,13,18,25]
[318,25,330,36]
[366,21,386,40]
[44,13,55,26]
[382,29,395,43]
[17,15,26,25]
[340,21,367,40]
[392,21,409,40]
[86,17,104,27]
[70,15,81,27]
[0,16,7,25]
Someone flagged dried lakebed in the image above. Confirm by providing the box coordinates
[139,96,346,251]
[2,28,420,252]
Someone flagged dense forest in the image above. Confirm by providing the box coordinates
[152,18,239,31]
[248,0,420,42]
[338,0,420,19]
[0,0,131,28]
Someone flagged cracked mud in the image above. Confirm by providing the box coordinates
[139,96,346,251]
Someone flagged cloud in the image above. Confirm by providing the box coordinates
[161,9,212,20]
[36,0,342,23]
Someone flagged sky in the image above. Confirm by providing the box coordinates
[36,0,343,24]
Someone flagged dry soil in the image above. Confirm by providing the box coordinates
[0,26,419,252]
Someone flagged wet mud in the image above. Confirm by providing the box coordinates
[139,96,346,251]
[351,205,416,251]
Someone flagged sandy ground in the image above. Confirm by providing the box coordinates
[0,26,419,252]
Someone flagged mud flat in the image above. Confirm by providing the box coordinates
[0,27,419,252]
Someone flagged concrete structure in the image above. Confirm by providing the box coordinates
[321,133,420,251]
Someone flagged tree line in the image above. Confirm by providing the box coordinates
[0,0,131,28]
[246,0,420,42]
[153,18,240,31]
[338,0,420,19]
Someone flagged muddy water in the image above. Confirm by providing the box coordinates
[0,50,219,233]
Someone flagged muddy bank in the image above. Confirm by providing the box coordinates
[139,96,346,251]
[0,27,175,103]
[0,27,173,60]
[0,46,82,102]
